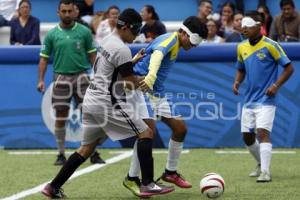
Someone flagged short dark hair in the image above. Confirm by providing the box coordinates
[107,5,120,13]
[19,0,31,8]
[58,0,74,10]
[199,0,212,6]
[182,16,208,39]
[280,0,295,8]
[144,5,160,21]
[117,8,142,29]
[245,10,263,23]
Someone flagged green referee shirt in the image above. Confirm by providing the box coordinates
[40,22,96,73]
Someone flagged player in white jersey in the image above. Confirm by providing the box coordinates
[41,8,174,199]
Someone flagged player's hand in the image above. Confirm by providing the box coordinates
[132,48,146,64]
[139,79,151,92]
[265,84,278,96]
[232,81,240,95]
[37,81,45,93]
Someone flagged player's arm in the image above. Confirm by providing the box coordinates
[132,48,146,64]
[265,63,294,96]
[37,33,52,92]
[233,69,245,95]
[139,50,164,91]
[233,45,245,95]
[119,62,140,90]
[265,42,294,96]
[88,51,97,65]
[37,57,49,92]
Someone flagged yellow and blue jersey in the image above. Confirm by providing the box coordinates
[236,36,291,106]
[134,32,180,96]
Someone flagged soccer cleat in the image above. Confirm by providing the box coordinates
[161,171,192,188]
[123,176,141,197]
[54,154,66,166]
[256,172,272,183]
[41,183,66,199]
[249,164,261,177]
[139,182,174,198]
[90,151,105,164]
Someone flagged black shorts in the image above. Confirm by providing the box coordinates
[52,72,90,111]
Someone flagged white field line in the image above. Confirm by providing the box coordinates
[7,149,190,155]
[216,150,296,154]
[8,151,74,155]
[1,151,133,200]
[109,149,190,154]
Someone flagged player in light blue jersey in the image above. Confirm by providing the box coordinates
[233,11,294,182]
[123,16,208,195]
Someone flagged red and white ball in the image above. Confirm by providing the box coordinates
[200,173,225,199]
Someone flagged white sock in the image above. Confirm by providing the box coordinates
[247,139,261,165]
[128,140,140,177]
[54,127,66,155]
[260,143,272,174]
[166,139,183,171]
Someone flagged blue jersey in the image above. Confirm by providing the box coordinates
[236,36,291,107]
[134,32,180,96]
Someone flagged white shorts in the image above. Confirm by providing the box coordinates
[126,90,181,120]
[241,105,276,133]
[81,89,148,144]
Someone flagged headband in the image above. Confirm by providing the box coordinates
[181,25,202,45]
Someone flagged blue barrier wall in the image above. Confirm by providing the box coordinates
[0,44,299,148]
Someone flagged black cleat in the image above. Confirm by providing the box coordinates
[54,154,66,166]
[41,183,66,199]
[90,151,105,164]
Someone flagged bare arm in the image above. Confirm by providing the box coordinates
[265,63,294,96]
[233,69,245,95]
[89,52,96,66]
[37,57,48,92]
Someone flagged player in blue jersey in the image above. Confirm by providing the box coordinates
[233,11,294,182]
[123,16,208,196]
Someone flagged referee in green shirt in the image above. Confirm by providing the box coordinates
[37,0,104,165]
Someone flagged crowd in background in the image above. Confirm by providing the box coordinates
[0,0,300,45]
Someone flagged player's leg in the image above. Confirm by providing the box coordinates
[52,73,73,165]
[124,118,156,197]
[160,116,192,188]
[42,112,104,199]
[255,105,276,183]
[75,72,106,164]
[54,110,69,165]
[241,106,261,177]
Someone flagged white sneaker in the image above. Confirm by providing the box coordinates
[249,164,261,177]
[256,172,272,183]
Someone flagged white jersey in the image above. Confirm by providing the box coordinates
[82,31,148,141]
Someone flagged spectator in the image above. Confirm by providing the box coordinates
[140,5,166,43]
[0,0,20,27]
[10,0,40,45]
[95,5,120,44]
[269,0,300,42]
[216,0,244,13]
[257,5,273,36]
[197,0,213,23]
[73,4,89,28]
[90,11,106,34]
[219,1,235,38]
[225,12,246,42]
[74,0,94,24]
[203,19,224,43]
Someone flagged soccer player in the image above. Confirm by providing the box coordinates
[233,11,294,182]
[41,7,174,199]
[123,16,208,195]
[37,0,105,165]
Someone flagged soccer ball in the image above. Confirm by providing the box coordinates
[200,173,225,199]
